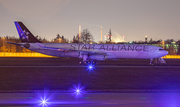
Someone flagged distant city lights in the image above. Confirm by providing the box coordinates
[104,34,126,43]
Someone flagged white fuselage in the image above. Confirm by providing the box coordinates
[21,43,168,60]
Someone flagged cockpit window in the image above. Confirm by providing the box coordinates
[159,49,164,51]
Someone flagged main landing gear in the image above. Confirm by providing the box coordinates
[79,60,97,65]
[79,54,97,65]
[149,58,166,65]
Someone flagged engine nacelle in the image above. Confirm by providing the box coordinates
[64,51,79,57]
[89,55,106,61]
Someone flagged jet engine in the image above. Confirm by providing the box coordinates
[89,55,106,61]
[64,51,79,57]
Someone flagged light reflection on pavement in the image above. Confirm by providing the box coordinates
[0,93,179,107]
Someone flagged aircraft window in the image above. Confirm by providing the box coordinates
[159,49,164,51]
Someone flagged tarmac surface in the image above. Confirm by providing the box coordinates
[0,57,180,106]
[0,92,180,107]
[0,57,180,92]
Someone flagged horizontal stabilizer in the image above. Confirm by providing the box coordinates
[6,42,23,46]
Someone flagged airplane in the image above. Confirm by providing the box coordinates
[7,21,168,65]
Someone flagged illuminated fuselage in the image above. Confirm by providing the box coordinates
[21,43,168,60]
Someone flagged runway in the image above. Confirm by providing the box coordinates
[0,57,180,92]
[0,57,180,106]
[1,57,180,66]
[1,65,180,68]
[0,92,179,107]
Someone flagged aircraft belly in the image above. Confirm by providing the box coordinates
[106,54,118,59]
[115,51,151,59]
[64,51,79,57]
[124,52,137,58]
[116,52,125,58]
[137,52,151,59]
[116,51,138,59]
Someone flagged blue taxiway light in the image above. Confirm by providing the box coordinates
[42,100,47,104]
[73,84,85,96]
[87,64,95,72]
[75,88,81,95]
[40,99,47,106]
[39,97,49,107]
[88,65,93,69]
[76,89,80,93]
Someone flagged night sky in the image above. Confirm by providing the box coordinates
[0,0,180,42]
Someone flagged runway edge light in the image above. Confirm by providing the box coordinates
[40,98,48,107]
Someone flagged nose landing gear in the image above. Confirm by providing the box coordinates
[150,58,166,65]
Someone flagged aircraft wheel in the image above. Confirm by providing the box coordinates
[92,61,97,65]
[79,61,83,65]
[88,61,91,64]
[79,61,86,65]
[84,61,88,65]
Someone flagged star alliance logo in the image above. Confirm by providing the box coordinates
[20,30,29,41]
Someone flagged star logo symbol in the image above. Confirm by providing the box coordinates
[23,30,30,36]
[21,30,29,41]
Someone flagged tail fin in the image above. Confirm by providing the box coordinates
[14,21,42,43]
